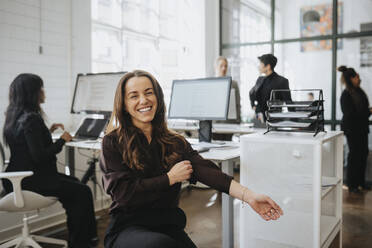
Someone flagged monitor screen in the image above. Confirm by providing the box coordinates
[168,77,231,120]
[71,72,126,115]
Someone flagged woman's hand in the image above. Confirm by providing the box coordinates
[50,123,64,133]
[229,181,283,221]
[244,190,283,221]
[167,160,193,186]
[60,131,73,142]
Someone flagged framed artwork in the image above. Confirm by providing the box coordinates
[300,2,343,52]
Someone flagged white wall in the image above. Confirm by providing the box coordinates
[0,0,72,130]
[0,0,95,241]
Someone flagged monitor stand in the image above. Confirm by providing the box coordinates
[198,120,212,143]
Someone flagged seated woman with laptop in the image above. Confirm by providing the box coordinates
[2,73,98,248]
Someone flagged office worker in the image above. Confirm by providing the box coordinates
[213,56,241,140]
[214,56,241,123]
[2,73,98,248]
[100,70,283,248]
[249,54,291,121]
[338,66,372,193]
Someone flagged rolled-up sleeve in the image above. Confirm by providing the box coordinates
[183,141,233,194]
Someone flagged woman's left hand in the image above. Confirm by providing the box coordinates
[245,192,283,221]
[50,123,64,133]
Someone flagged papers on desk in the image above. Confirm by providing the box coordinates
[187,139,239,151]
[268,112,313,118]
[267,120,312,128]
[197,142,239,150]
[191,144,210,153]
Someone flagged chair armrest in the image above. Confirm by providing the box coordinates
[0,171,34,208]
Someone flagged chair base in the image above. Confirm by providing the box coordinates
[0,234,67,248]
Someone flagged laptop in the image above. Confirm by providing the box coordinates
[72,118,108,142]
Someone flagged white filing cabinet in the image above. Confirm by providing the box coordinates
[240,131,343,248]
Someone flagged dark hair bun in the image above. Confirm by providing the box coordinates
[337,65,347,72]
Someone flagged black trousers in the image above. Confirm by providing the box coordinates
[345,133,369,189]
[112,225,197,248]
[39,173,98,248]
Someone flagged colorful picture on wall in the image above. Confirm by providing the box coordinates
[300,2,343,52]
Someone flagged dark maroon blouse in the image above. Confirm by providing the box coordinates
[99,132,233,215]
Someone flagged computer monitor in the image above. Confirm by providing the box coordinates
[168,77,232,142]
[71,72,126,116]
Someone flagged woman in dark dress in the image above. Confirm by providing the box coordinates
[100,70,283,248]
[338,66,372,193]
[2,73,98,248]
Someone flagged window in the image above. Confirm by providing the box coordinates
[92,0,205,106]
[222,0,372,128]
[275,41,332,120]
[222,45,271,121]
[222,0,271,44]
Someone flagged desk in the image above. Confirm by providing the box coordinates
[198,145,240,248]
[63,139,239,248]
[169,122,254,135]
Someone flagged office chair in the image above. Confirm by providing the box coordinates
[0,142,67,248]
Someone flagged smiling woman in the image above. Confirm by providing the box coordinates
[100,70,283,248]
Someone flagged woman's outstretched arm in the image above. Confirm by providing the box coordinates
[229,180,283,221]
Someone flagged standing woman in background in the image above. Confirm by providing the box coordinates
[100,70,283,248]
[2,73,98,248]
[338,66,372,193]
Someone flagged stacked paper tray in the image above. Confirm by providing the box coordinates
[265,89,325,136]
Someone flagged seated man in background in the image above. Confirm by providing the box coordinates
[249,54,291,122]
[213,56,241,141]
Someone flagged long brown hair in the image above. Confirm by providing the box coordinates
[106,70,186,171]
